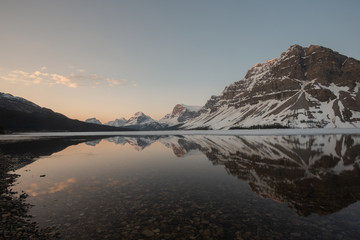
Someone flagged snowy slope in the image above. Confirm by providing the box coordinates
[124,112,164,130]
[105,118,127,127]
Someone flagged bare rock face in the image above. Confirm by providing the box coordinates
[184,44,360,129]
[171,104,186,117]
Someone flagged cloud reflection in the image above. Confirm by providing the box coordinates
[26,178,77,196]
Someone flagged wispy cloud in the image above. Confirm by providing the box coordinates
[0,67,134,88]
[68,66,86,73]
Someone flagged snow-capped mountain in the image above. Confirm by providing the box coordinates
[105,118,127,127]
[103,113,170,130]
[183,45,360,129]
[85,118,102,125]
[159,104,201,127]
[124,112,164,130]
[96,104,201,130]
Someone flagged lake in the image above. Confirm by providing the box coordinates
[2,131,360,239]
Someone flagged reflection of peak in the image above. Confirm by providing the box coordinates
[106,136,127,145]
[85,139,102,146]
[171,144,187,157]
[158,134,360,216]
[104,136,161,151]
[125,136,161,151]
[125,137,153,151]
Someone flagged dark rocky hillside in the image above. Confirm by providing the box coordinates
[0,93,132,132]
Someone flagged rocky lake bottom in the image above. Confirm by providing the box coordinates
[1,132,360,239]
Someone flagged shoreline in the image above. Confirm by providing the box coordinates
[1,128,360,139]
[0,154,59,239]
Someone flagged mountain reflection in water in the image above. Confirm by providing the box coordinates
[93,134,360,216]
[2,133,360,239]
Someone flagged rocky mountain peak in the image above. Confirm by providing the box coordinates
[134,111,145,117]
[171,104,186,117]
[105,118,127,127]
[85,118,102,125]
[128,112,149,122]
[281,44,304,56]
[125,112,164,130]
[159,104,202,127]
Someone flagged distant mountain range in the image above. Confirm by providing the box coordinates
[1,44,359,131]
[85,104,202,130]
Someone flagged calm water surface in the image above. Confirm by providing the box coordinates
[3,134,360,239]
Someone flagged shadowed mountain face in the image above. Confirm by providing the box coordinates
[1,134,359,216]
[0,92,132,132]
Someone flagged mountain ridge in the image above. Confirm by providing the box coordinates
[91,105,202,130]
[0,92,133,132]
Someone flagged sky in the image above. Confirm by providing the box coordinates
[1,0,360,122]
